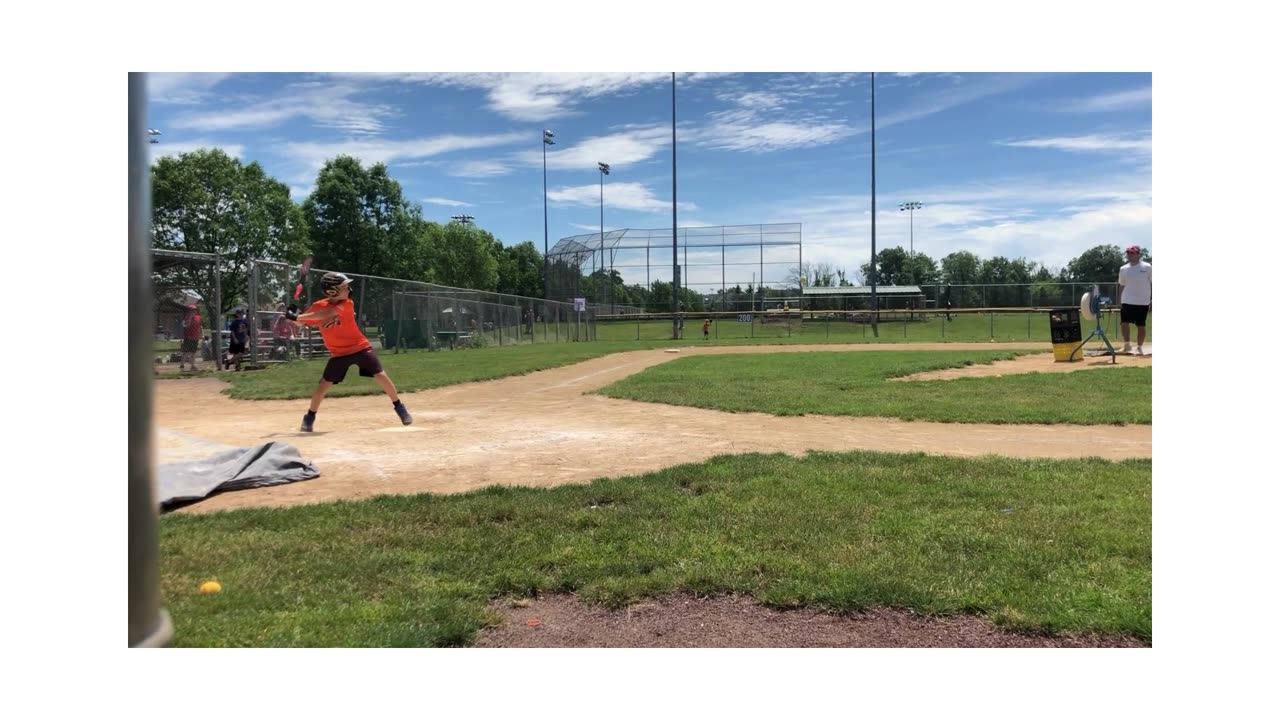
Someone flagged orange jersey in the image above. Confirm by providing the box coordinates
[302,299,370,356]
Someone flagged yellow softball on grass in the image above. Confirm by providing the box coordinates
[199,580,222,594]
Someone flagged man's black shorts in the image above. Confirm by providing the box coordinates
[182,338,199,353]
[1120,303,1150,327]
[229,340,247,354]
[322,347,383,384]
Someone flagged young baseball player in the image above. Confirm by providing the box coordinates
[289,272,411,432]
[226,307,249,371]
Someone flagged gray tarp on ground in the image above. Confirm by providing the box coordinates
[158,442,319,508]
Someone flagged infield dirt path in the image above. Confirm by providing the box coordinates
[156,342,1151,514]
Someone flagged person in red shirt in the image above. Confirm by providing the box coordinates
[181,304,202,371]
[273,310,298,360]
[289,272,411,432]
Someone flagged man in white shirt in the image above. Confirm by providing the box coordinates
[1117,245,1152,355]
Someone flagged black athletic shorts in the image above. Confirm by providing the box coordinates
[1120,303,1149,327]
[182,339,199,353]
[322,347,383,384]
[229,340,247,354]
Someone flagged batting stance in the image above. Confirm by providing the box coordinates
[289,272,412,432]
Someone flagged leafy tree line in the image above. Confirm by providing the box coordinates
[150,148,1150,315]
[150,151,545,316]
[857,245,1150,307]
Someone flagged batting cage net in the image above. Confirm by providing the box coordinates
[151,249,223,373]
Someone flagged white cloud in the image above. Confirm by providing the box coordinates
[148,140,245,162]
[518,126,672,170]
[549,182,696,213]
[172,81,395,134]
[423,197,473,207]
[454,126,673,180]
[733,91,786,109]
[278,132,527,176]
[338,72,679,121]
[877,73,1046,129]
[570,223,622,233]
[147,73,232,104]
[692,76,858,153]
[767,172,1151,272]
[1064,86,1151,113]
[448,159,517,178]
[693,109,855,153]
[999,134,1151,154]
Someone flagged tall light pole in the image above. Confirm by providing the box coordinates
[147,128,161,144]
[543,129,554,301]
[451,214,475,225]
[900,201,923,283]
[598,161,610,312]
[869,71,878,336]
[671,72,679,339]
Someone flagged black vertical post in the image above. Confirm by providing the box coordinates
[543,134,549,301]
[870,71,879,337]
[671,72,680,340]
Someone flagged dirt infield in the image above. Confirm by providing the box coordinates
[474,594,1148,648]
[156,343,1151,514]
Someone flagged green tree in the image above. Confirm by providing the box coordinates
[301,156,427,281]
[649,279,676,312]
[860,246,913,286]
[940,251,982,307]
[151,149,308,315]
[496,241,545,299]
[906,252,941,287]
[788,261,843,288]
[1065,244,1150,283]
[424,221,500,290]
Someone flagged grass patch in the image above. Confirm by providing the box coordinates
[597,351,1151,425]
[183,335,1047,401]
[159,451,1151,647]
[213,342,643,400]
[599,311,1150,344]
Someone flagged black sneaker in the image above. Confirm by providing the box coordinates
[300,411,315,432]
[394,402,412,426]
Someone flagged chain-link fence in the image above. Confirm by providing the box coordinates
[921,282,1126,311]
[694,282,1129,315]
[151,249,222,373]
[153,250,1142,357]
[594,304,1147,344]
[245,260,594,362]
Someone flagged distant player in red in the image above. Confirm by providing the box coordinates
[181,304,202,371]
[289,272,411,432]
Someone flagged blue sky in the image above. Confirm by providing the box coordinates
[147,72,1151,291]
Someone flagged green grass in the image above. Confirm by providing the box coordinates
[161,311,1139,402]
[598,310,1151,344]
[597,351,1151,425]
[186,334,1048,401]
[208,342,640,400]
[159,451,1151,647]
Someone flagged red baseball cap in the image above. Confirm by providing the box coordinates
[1125,245,1141,254]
